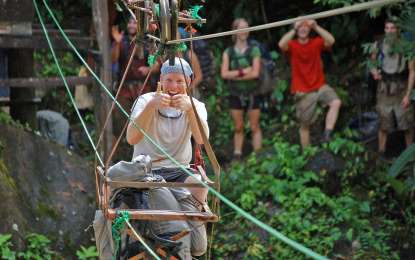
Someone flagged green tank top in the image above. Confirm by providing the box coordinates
[226,45,261,95]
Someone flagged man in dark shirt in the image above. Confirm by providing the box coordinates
[111,17,151,135]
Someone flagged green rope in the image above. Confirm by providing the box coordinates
[176,42,188,52]
[189,5,204,27]
[33,0,104,167]
[148,49,162,66]
[40,1,328,259]
[111,211,129,259]
[154,3,160,18]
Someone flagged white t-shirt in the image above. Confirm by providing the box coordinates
[130,92,209,169]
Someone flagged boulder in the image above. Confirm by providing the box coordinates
[0,123,96,254]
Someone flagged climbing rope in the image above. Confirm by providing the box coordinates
[111,211,130,259]
[167,0,403,44]
[39,0,329,258]
[33,0,104,167]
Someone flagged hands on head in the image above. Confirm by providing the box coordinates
[294,19,317,30]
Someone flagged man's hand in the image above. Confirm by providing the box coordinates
[149,93,171,109]
[170,94,192,112]
[402,94,411,109]
[111,26,123,43]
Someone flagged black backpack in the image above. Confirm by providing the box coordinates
[228,39,278,95]
[192,38,216,89]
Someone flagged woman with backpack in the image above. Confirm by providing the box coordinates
[221,18,262,160]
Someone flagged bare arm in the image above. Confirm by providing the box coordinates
[111,26,123,63]
[401,60,415,109]
[278,29,295,52]
[369,44,382,80]
[407,60,415,96]
[312,22,335,47]
[220,52,240,80]
[235,56,261,80]
[189,50,203,89]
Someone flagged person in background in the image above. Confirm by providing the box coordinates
[111,17,151,136]
[178,27,204,99]
[279,19,341,149]
[221,18,262,160]
[74,66,94,118]
[369,18,415,156]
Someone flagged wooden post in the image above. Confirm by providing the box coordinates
[2,0,36,127]
[8,49,36,128]
[92,0,113,162]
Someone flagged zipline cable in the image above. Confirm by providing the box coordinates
[167,0,403,44]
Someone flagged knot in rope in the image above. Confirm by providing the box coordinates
[112,211,130,259]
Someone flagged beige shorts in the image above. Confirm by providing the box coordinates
[295,85,339,126]
[376,80,414,131]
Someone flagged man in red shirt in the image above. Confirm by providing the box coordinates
[279,19,341,148]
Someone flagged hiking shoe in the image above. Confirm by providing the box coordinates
[232,153,242,163]
[321,130,332,144]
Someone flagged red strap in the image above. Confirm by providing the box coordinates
[192,144,206,171]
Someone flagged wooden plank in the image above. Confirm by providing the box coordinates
[0,76,93,88]
[128,252,146,260]
[108,180,211,189]
[0,22,32,36]
[0,97,41,105]
[0,35,91,50]
[107,209,219,222]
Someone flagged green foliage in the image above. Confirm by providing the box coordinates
[0,234,16,260]
[0,111,31,131]
[0,233,97,259]
[387,143,415,195]
[213,134,411,259]
[18,233,55,260]
[76,246,99,260]
[34,51,79,77]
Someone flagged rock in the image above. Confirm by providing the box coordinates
[306,150,345,195]
[0,123,96,255]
